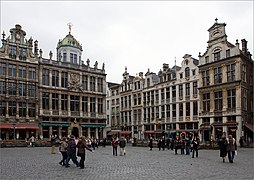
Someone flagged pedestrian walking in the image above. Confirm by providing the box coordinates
[191,137,200,158]
[218,133,227,163]
[161,136,165,151]
[65,135,79,168]
[185,138,191,155]
[119,136,126,156]
[112,136,119,156]
[227,135,237,163]
[76,136,94,169]
[59,137,68,166]
[239,136,244,148]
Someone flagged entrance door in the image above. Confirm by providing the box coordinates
[72,127,79,138]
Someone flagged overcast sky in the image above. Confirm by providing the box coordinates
[1,1,253,83]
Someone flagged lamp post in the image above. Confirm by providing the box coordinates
[12,123,16,147]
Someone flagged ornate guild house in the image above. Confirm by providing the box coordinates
[0,24,107,141]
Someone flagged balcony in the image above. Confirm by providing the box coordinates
[52,110,59,115]
[71,111,79,116]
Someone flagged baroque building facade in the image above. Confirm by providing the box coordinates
[0,24,107,140]
[198,19,253,143]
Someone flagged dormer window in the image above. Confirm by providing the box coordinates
[9,45,16,59]
[205,56,209,63]
[213,50,221,61]
[19,47,26,60]
[63,52,67,62]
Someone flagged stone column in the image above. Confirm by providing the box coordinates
[49,126,53,136]
[67,93,70,116]
[222,89,227,112]
[88,128,91,138]
[95,128,98,139]
[49,92,52,115]
[58,93,61,114]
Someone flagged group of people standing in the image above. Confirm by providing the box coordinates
[218,133,237,163]
[148,136,200,158]
[58,135,94,169]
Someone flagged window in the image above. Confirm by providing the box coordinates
[61,72,68,88]
[18,83,26,96]
[202,70,210,86]
[214,51,221,61]
[214,67,222,84]
[243,89,247,111]
[205,56,209,63]
[42,92,49,110]
[192,69,196,76]
[226,49,230,58]
[61,94,68,111]
[28,83,36,97]
[172,104,176,117]
[185,83,190,97]
[172,86,176,98]
[166,87,170,99]
[98,98,103,114]
[19,66,26,78]
[63,53,67,62]
[180,73,183,79]
[0,81,6,94]
[82,96,88,113]
[8,64,16,77]
[8,101,16,116]
[8,82,16,95]
[214,91,223,111]
[193,81,198,96]
[179,103,183,116]
[52,93,59,110]
[9,45,16,58]
[133,94,137,106]
[82,75,88,90]
[52,70,59,87]
[226,64,235,82]
[179,85,183,98]
[161,89,165,101]
[186,102,190,116]
[70,95,80,112]
[242,64,246,82]
[19,47,26,60]
[97,78,103,92]
[138,93,141,105]
[70,53,74,63]
[28,103,36,117]
[193,101,198,115]
[161,105,165,118]
[19,102,26,117]
[185,67,190,78]
[42,69,49,86]
[90,97,96,113]
[0,101,6,116]
[0,63,6,76]
[74,54,77,64]
[28,67,36,79]
[147,78,150,87]
[227,89,236,110]
[90,76,96,91]
[203,93,210,112]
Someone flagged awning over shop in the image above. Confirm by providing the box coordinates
[81,125,106,128]
[107,130,121,135]
[0,124,39,130]
[41,123,69,127]
[244,124,254,133]
[119,131,131,135]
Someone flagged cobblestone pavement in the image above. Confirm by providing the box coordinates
[0,145,253,180]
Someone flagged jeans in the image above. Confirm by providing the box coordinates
[66,153,79,167]
[60,151,67,165]
[186,146,190,155]
[192,148,198,158]
[228,150,235,162]
[113,147,118,156]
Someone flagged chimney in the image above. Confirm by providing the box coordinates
[235,39,239,49]
[241,39,248,55]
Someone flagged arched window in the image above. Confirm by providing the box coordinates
[185,67,190,78]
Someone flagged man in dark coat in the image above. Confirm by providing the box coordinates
[66,135,79,168]
[119,136,126,156]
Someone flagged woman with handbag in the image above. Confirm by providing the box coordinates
[77,136,94,169]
